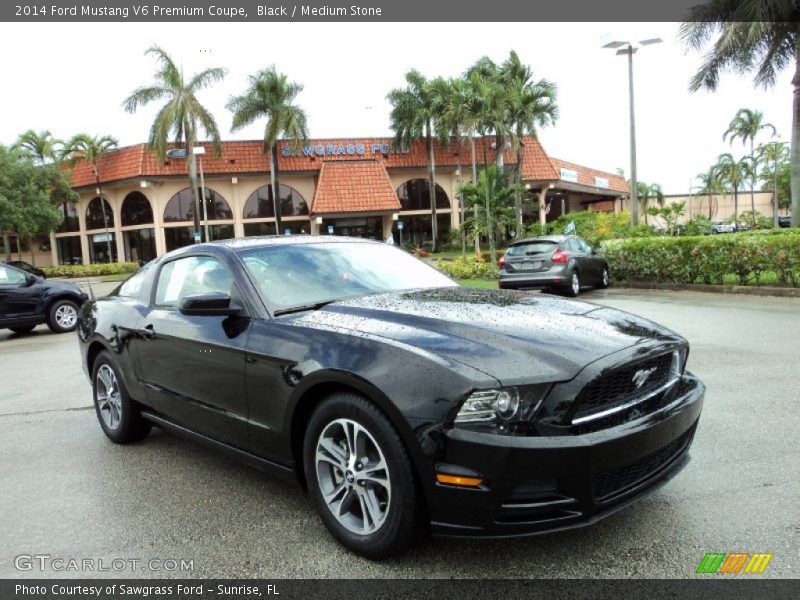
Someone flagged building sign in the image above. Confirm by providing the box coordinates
[92,233,114,243]
[560,167,578,183]
[595,176,609,189]
[282,142,410,158]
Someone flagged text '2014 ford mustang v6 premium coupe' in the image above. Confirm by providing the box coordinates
[78,236,704,558]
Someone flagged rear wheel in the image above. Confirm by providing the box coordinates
[92,351,151,444]
[561,270,581,297]
[47,299,79,333]
[9,325,35,334]
[304,391,420,559]
[599,267,609,289]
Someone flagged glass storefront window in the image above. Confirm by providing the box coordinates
[243,222,310,237]
[396,179,450,211]
[121,192,154,226]
[243,185,309,219]
[321,217,383,239]
[164,225,235,252]
[164,188,232,222]
[393,214,451,248]
[123,228,156,265]
[56,203,80,233]
[87,232,117,263]
[56,236,83,265]
[85,197,114,231]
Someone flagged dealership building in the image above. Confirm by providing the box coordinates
[15,135,628,266]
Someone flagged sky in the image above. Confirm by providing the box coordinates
[0,21,789,194]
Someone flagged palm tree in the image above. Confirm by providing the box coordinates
[680,8,800,227]
[64,134,118,261]
[388,70,441,251]
[723,108,777,226]
[695,167,723,219]
[757,141,791,226]
[716,153,754,229]
[460,165,518,247]
[636,182,664,226]
[227,67,308,234]
[13,130,63,165]
[123,45,226,243]
[500,51,558,230]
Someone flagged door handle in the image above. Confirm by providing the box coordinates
[140,324,155,340]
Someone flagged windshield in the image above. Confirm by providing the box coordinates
[507,241,558,256]
[238,242,455,311]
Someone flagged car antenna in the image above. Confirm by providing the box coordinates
[86,280,95,301]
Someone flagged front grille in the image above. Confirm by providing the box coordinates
[591,424,696,501]
[572,352,674,421]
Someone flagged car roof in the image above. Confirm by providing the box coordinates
[159,235,386,260]
[510,235,570,245]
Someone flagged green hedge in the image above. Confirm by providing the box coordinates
[437,257,498,280]
[42,262,140,279]
[602,233,800,286]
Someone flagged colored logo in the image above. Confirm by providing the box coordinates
[696,552,773,574]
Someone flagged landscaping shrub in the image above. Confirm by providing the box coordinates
[42,262,140,279]
[437,256,498,280]
[526,210,652,247]
[602,233,800,286]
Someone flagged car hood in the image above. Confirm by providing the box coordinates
[43,279,87,297]
[288,287,684,385]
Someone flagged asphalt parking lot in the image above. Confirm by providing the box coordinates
[0,286,798,578]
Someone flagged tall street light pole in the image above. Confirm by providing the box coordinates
[193,146,209,242]
[603,38,662,226]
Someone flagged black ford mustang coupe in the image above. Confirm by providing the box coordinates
[78,236,704,558]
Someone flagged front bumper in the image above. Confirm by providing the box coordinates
[426,372,704,538]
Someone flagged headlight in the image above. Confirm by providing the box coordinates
[454,386,548,426]
[671,347,688,379]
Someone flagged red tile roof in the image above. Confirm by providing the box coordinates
[548,157,628,193]
[311,160,400,215]
[67,136,627,195]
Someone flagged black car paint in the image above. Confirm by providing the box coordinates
[78,237,704,537]
[0,264,86,330]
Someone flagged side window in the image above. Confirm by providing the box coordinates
[0,265,27,285]
[154,256,234,308]
[565,238,580,252]
[117,264,154,301]
[576,237,592,253]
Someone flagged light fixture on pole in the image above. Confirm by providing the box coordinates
[192,146,208,242]
[603,37,662,226]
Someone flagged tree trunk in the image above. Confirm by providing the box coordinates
[426,120,438,253]
[792,48,800,229]
[270,144,283,234]
[471,136,479,254]
[29,237,36,267]
[3,233,10,261]
[456,130,465,260]
[750,140,757,227]
[709,193,714,219]
[514,135,523,234]
[734,185,739,229]
[185,126,201,244]
[95,172,114,262]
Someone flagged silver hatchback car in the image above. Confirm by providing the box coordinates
[498,235,609,297]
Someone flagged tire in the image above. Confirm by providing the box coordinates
[10,325,35,334]
[47,298,79,333]
[599,266,609,289]
[562,270,581,297]
[303,391,421,559]
[92,351,151,444]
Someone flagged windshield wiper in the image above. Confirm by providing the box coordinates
[273,300,336,316]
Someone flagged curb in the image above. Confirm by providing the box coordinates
[611,281,800,298]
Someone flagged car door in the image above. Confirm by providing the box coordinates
[136,254,251,449]
[575,236,602,283]
[0,264,41,324]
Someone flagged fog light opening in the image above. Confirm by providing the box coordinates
[436,474,483,488]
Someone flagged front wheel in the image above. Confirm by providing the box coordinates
[47,299,79,333]
[304,392,421,559]
[599,267,609,289]
[92,351,151,444]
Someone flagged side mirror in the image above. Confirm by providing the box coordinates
[24,274,38,286]
[179,292,241,317]
[591,247,600,255]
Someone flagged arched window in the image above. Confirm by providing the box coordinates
[85,197,114,230]
[163,188,232,222]
[56,202,80,233]
[396,179,450,211]
[121,191,154,226]
[243,184,309,219]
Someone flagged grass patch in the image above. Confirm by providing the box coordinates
[458,278,499,289]
[101,273,131,283]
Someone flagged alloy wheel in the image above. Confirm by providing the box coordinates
[315,418,391,535]
[96,364,122,430]
[602,269,609,287]
[55,303,77,329]
[571,272,580,295]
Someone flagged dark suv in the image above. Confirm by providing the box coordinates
[0,263,88,334]
[499,235,609,296]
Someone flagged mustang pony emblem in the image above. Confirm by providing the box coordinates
[632,367,658,389]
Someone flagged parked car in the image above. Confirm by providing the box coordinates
[0,263,87,334]
[498,235,609,296]
[778,216,791,228]
[2,260,46,278]
[78,236,704,558]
